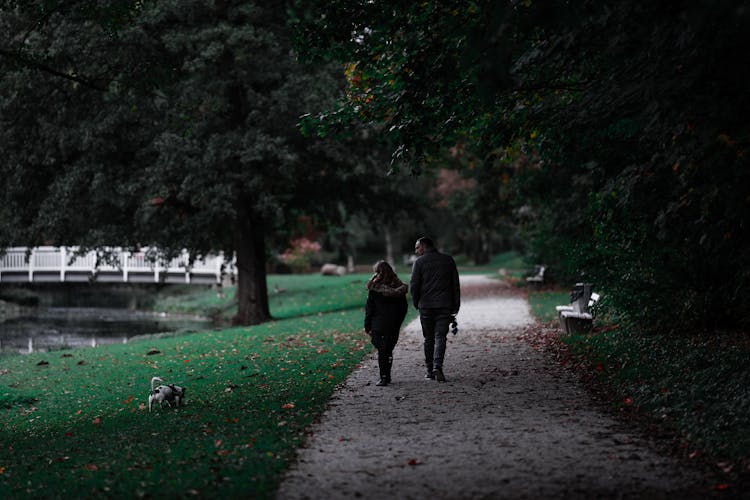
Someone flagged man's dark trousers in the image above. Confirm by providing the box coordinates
[419,307,452,371]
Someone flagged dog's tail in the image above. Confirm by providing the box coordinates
[150,376,163,392]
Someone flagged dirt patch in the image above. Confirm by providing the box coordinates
[277,276,710,499]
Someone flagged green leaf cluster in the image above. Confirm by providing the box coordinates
[292,0,750,332]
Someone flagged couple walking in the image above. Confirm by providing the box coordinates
[364,237,461,386]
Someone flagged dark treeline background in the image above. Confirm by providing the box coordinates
[1,1,749,333]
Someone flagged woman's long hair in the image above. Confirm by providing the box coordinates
[372,260,399,286]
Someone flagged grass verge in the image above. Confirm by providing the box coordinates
[528,290,750,486]
[150,274,374,322]
[0,277,376,498]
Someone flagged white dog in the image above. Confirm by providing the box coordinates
[148,376,186,412]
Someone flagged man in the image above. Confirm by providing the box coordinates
[409,236,460,382]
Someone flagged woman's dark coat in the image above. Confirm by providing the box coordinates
[364,285,408,336]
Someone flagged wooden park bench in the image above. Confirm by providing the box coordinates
[556,283,600,334]
[526,265,546,287]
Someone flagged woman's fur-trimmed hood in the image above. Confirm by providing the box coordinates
[366,277,408,297]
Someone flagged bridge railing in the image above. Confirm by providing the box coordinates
[0,247,234,284]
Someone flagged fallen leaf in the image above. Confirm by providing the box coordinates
[282,403,295,409]
[717,462,734,474]
[214,439,222,448]
[713,484,730,491]
[216,450,231,456]
[138,403,146,411]
[84,464,98,471]
[92,417,102,425]
[122,395,134,405]
[0,466,5,474]
[623,397,633,405]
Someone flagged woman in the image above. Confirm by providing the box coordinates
[364,260,408,386]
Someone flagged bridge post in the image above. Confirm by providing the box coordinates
[28,248,34,282]
[122,250,129,282]
[60,247,66,282]
[184,250,191,284]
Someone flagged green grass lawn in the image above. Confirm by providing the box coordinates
[0,275,394,498]
[527,290,568,323]
[150,273,375,322]
[453,250,530,277]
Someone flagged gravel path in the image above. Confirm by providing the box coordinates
[277,276,705,499]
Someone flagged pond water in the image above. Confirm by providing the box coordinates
[0,307,213,354]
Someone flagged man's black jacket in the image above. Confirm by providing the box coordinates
[409,249,460,313]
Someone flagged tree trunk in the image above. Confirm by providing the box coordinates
[384,226,394,267]
[234,209,270,325]
[472,230,491,265]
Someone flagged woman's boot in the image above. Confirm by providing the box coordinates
[376,350,389,386]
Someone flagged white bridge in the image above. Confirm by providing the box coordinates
[0,247,233,285]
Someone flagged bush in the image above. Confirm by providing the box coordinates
[276,238,322,273]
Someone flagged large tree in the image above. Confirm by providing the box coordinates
[292,1,750,332]
[0,1,406,324]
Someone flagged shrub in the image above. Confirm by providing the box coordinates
[277,238,322,273]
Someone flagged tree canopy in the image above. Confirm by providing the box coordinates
[0,1,414,324]
[292,1,750,332]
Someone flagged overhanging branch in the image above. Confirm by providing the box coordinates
[0,48,108,91]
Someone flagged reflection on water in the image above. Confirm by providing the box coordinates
[0,307,212,354]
